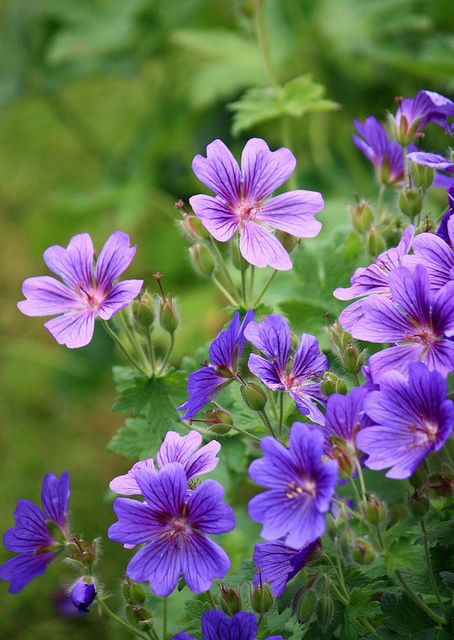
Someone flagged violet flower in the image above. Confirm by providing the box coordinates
[108,463,234,596]
[407,152,454,173]
[173,610,283,640]
[179,310,254,419]
[342,265,454,382]
[190,138,324,270]
[394,90,454,137]
[410,219,454,292]
[18,231,143,348]
[248,423,338,549]
[244,314,328,423]
[357,363,454,479]
[0,472,70,593]
[70,578,96,613]
[253,540,318,597]
[437,186,454,246]
[353,117,405,186]
[110,430,220,495]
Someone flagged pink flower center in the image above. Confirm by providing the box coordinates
[410,420,438,446]
[234,201,258,221]
[76,284,106,311]
[168,516,191,539]
[410,326,439,346]
[286,478,316,499]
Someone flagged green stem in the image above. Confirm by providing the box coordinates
[102,321,148,376]
[97,598,150,640]
[212,275,239,306]
[377,184,386,216]
[238,239,247,305]
[354,458,367,504]
[395,569,446,626]
[253,269,278,306]
[118,313,151,375]
[210,238,239,298]
[206,590,217,609]
[403,145,410,187]
[360,618,376,633]
[158,332,175,376]
[258,410,278,438]
[163,597,168,640]
[146,328,156,374]
[278,391,284,436]
[421,518,445,614]
[248,265,255,304]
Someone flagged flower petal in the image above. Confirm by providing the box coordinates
[41,471,70,528]
[411,232,454,291]
[0,552,55,594]
[189,195,238,242]
[95,231,137,290]
[108,498,162,545]
[187,480,235,534]
[17,277,81,317]
[256,190,323,237]
[126,539,181,596]
[44,311,96,349]
[109,459,155,495]
[241,138,296,201]
[135,463,187,517]
[181,533,230,594]
[3,500,51,553]
[291,333,328,379]
[192,139,241,204]
[179,366,227,419]
[98,280,143,320]
[248,353,283,390]
[239,222,291,270]
[43,233,94,289]
[244,314,291,372]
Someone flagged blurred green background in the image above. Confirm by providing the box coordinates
[0,0,453,637]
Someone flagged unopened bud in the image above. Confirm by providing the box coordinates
[407,491,430,517]
[367,227,386,257]
[251,583,273,613]
[181,213,209,240]
[316,595,334,631]
[205,408,233,435]
[417,216,435,234]
[399,186,423,219]
[363,495,386,526]
[155,274,178,333]
[352,538,375,565]
[189,243,216,277]
[344,343,365,375]
[123,577,146,605]
[125,605,153,629]
[331,442,355,478]
[276,231,298,253]
[411,162,434,190]
[321,372,348,396]
[70,577,96,613]
[351,200,374,233]
[220,585,241,615]
[297,588,317,624]
[240,382,267,411]
[409,465,426,489]
[389,113,421,146]
[132,293,155,331]
[426,473,453,499]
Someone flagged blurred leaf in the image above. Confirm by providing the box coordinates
[378,592,437,637]
[279,299,330,348]
[342,589,380,640]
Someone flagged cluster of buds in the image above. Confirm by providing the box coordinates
[190,406,234,436]
[123,577,154,630]
[292,574,334,631]
[350,200,374,234]
[327,322,367,378]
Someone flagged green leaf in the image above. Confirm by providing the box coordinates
[229,86,280,136]
[342,589,380,640]
[282,75,339,117]
[385,538,424,572]
[279,299,331,348]
[107,417,165,459]
[184,598,210,637]
[222,436,248,474]
[379,592,437,637]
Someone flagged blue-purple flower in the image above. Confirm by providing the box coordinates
[353,117,405,186]
[253,540,318,597]
[248,423,338,549]
[410,220,454,293]
[436,186,454,246]
[70,577,96,612]
[0,472,70,593]
[357,363,454,479]
[110,431,220,495]
[244,315,328,423]
[190,138,324,270]
[108,463,234,596]
[407,151,454,190]
[179,310,254,419]
[394,90,454,139]
[18,232,143,348]
[341,265,454,381]
[173,610,283,640]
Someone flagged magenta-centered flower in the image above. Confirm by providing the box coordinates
[395,90,454,137]
[189,138,324,270]
[248,423,338,549]
[108,463,234,596]
[18,231,143,348]
[0,472,70,593]
[245,314,328,423]
[173,610,283,640]
[357,363,454,479]
[110,430,220,495]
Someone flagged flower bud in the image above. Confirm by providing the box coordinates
[276,230,298,253]
[344,343,366,375]
[389,113,421,146]
[205,408,233,435]
[296,588,317,624]
[363,495,386,526]
[250,583,273,613]
[132,293,155,332]
[123,577,146,605]
[426,473,453,499]
[189,243,216,277]
[411,161,434,190]
[352,538,375,565]
[181,213,209,240]
[351,200,374,234]
[240,382,267,411]
[320,372,348,396]
[316,595,334,631]
[399,186,423,219]
[407,491,430,517]
[417,216,435,234]
[367,227,386,258]
[409,465,426,489]
[220,585,242,615]
[125,605,153,629]
[154,274,178,333]
[70,577,96,613]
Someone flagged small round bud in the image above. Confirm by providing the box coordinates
[125,605,153,629]
[352,538,375,565]
[321,372,348,396]
[367,227,386,258]
[205,408,233,435]
[363,495,386,526]
[316,595,334,631]
[181,214,209,240]
[411,162,434,190]
[399,186,423,219]
[70,577,96,613]
[297,588,317,624]
[409,465,427,489]
[276,230,298,253]
[251,583,273,613]
[123,577,146,605]
[240,382,267,411]
[351,200,374,234]
[160,298,178,333]
[220,585,241,615]
[407,491,430,517]
[132,293,155,331]
[344,343,363,375]
[189,243,216,277]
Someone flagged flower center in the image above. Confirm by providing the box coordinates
[409,326,439,346]
[234,201,258,221]
[286,479,316,499]
[410,420,439,446]
[168,516,190,539]
[76,284,105,310]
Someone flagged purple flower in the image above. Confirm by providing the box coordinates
[244,315,328,423]
[110,431,221,495]
[248,423,338,549]
[342,265,454,382]
[108,463,234,596]
[407,152,454,173]
[410,222,454,293]
[395,90,454,137]
[353,117,405,186]
[0,472,70,593]
[253,540,318,597]
[179,310,254,419]
[173,610,283,640]
[357,363,454,479]
[70,578,96,613]
[437,186,454,246]
[189,138,324,270]
[18,231,143,348]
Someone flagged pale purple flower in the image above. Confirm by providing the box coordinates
[407,152,454,173]
[357,363,454,479]
[18,231,143,348]
[343,265,454,382]
[70,578,96,613]
[253,540,318,597]
[410,220,454,292]
[109,431,220,495]
[395,90,454,136]
[437,186,454,246]
[179,310,254,419]
[189,138,324,270]
[173,610,283,640]
[244,314,328,423]
[0,472,70,593]
[248,423,338,549]
[353,117,405,186]
[108,463,234,596]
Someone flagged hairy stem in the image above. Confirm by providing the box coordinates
[97,598,150,640]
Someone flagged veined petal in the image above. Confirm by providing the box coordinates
[43,233,94,289]
[368,343,424,382]
[241,138,296,201]
[347,295,414,343]
[98,280,143,320]
[0,552,55,594]
[18,277,81,317]
[411,232,454,291]
[3,500,51,553]
[108,498,162,545]
[179,366,227,419]
[109,459,155,495]
[183,441,221,481]
[135,463,187,517]
[208,312,240,368]
[388,265,431,322]
[157,431,201,468]
[189,195,239,242]
[186,480,235,534]
[41,472,70,529]
[44,311,96,349]
[181,533,230,594]
[239,222,292,270]
[244,314,291,371]
[248,353,283,390]
[126,539,181,596]
[95,231,137,290]
[256,190,323,237]
[192,140,241,204]
[291,334,328,379]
